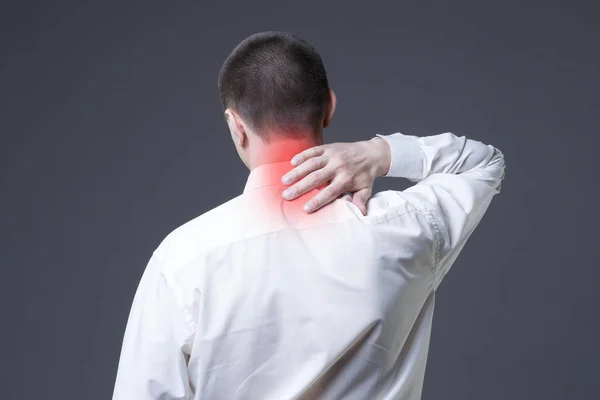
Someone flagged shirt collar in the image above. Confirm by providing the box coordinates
[243,161,295,193]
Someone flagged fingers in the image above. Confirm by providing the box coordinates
[281,155,326,186]
[351,187,372,216]
[290,146,326,167]
[282,166,332,200]
[303,181,346,213]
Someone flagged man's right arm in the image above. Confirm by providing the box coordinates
[374,132,505,288]
[283,131,505,289]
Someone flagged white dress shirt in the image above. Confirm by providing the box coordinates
[113,132,505,400]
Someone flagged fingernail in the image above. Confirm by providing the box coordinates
[281,175,291,184]
[282,189,293,199]
[290,157,299,166]
[304,202,313,212]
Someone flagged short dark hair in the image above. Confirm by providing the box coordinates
[218,31,330,141]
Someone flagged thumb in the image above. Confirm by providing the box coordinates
[351,187,372,215]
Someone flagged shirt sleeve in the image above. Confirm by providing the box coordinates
[113,251,194,400]
[376,132,506,289]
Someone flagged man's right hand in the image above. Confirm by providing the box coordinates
[280,137,392,215]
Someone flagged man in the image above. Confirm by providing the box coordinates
[113,31,505,399]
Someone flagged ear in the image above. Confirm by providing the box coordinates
[224,109,247,147]
[323,88,337,128]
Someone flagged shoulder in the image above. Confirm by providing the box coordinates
[152,194,246,274]
[363,190,424,222]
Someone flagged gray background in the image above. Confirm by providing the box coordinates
[1,1,599,399]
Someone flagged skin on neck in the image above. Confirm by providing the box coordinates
[246,131,323,170]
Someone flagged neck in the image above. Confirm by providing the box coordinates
[249,132,322,170]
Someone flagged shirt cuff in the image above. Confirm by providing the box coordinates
[375,133,424,180]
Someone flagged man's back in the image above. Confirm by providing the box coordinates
[165,164,436,399]
[113,132,505,399]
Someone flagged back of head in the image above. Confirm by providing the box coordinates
[218,31,330,142]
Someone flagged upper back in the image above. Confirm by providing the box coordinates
[156,184,437,398]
